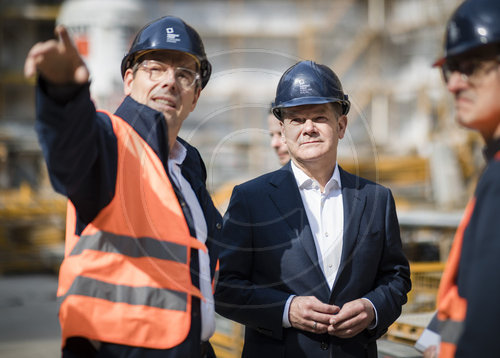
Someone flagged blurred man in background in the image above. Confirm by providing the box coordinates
[267,105,290,165]
[425,0,500,357]
[24,16,220,357]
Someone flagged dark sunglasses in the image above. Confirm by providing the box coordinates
[441,57,500,83]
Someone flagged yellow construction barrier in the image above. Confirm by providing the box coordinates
[0,183,66,273]
[210,314,244,358]
[406,261,445,313]
[386,261,445,345]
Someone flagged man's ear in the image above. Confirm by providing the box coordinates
[123,69,134,96]
[337,115,348,139]
[280,120,286,144]
[190,86,202,111]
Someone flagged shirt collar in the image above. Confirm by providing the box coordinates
[290,160,341,192]
[169,140,187,166]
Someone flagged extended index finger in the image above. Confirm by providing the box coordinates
[55,25,72,48]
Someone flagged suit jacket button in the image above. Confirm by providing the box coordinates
[216,222,222,229]
[320,341,329,350]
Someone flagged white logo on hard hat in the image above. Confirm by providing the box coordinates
[295,78,311,95]
[449,21,459,42]
[166,27,181,44]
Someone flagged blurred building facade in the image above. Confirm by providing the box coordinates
[1,0,477,201]
[0,0,478,271]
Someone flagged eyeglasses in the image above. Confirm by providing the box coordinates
[136,60,200,89]
[441,58,500,84]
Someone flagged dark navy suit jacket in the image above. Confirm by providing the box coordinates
[215,162,411,358]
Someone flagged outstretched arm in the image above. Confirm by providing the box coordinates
[25,26,117,225]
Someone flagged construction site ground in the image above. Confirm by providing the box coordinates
[0,274,60,358]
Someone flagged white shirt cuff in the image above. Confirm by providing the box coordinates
[361,297,378,329]
[282,295,296,328]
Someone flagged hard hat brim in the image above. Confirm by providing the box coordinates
[121,49,201,77]
[272,96,350,120]
[274,96,346,109]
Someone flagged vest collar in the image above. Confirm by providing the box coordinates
[483,137,500,162]
[115,96,170,165]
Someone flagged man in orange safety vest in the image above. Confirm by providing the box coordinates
[25,16,221,358]
[425,0,500,356]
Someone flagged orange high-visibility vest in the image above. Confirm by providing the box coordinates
[57,111,206,349]
[436,198,476,358]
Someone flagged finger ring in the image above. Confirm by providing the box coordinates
[313,321,317,330]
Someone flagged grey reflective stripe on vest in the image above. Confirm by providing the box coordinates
[69,230,187,263]
[59,276,187,311]
[438,318,464,344]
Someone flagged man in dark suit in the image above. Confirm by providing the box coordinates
[215,61,411,358]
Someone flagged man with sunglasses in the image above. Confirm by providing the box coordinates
[424,1,500,357]
[24,16,220,357]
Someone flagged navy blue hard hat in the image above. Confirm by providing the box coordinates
[121,16,212,89]
[434,0,500,66]
[272,61,350,120]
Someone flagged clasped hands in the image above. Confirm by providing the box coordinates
[288,296,375,338]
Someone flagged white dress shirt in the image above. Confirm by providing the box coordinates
[292,160,344,288]
[168,140,215,341]
[282,161,377,329]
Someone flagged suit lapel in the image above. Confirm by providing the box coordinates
[268,164,324,276]
[330,167,367,291]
